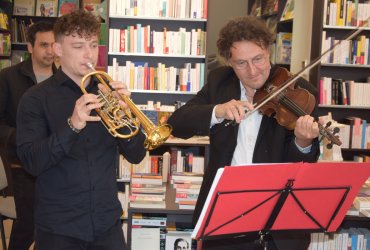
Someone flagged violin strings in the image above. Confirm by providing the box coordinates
[277,93,340,144]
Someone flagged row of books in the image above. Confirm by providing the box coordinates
[13,0,79,17]
[109,26,206,56]
[321,33,370,65]
[308,228,370,250]
[0,33,11,55]
[11,18,29,43]
[323,0,370,27]
[274,32,292,64]
[109,0,208,19]
[250,0,294,21]
[336,116,370,149]
[108,60,205,93]
[117,149,205,181]
[319,77,370,107]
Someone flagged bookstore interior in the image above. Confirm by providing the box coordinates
[0,0,370,249]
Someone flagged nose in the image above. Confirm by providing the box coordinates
[83,46,93,59]
[46,44,53,54]
[245,61,257,74]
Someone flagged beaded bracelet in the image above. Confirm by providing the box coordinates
[67,117,82,133]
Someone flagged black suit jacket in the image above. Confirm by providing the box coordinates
[167,65,320,225]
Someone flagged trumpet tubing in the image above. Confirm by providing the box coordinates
[80,69,172,150]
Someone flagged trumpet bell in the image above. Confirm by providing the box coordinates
[145,124,172,150]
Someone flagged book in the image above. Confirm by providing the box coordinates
[13,0,35,15]
[132,227,160,250]
[250,0,261,16]
[130,200,166,209]
[280,0,294,21]
[58,0,79,16]
[82,0,105,22]
[262,0,278,15]
[165,231,192,250]
[35,0,58,17]
[178,200,196,210]
[132,216,167,227]
[354,197,370,210]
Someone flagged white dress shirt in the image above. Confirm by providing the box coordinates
[210,82,311,166]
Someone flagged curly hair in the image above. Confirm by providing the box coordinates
[53,9,101,42]
[217,16,274,60]
[27,21,54,46]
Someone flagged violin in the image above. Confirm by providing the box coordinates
[253,66,342,149]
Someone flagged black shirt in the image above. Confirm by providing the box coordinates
[17,68,146,241]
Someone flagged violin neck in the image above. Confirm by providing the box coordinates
[279,95,307,117]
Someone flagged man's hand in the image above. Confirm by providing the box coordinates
[99,81,131,109]
[215,99,254,124]
[70,93,102,130]
[294,115,320,148]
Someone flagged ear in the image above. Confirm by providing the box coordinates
[53,42,62,57]
[27,43,33,54]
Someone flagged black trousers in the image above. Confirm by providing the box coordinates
[8,167,36,250]
[35,220,127,250]
[201,231,310,250]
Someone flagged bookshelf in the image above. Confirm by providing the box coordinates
[126,184,194,249]
[309,0,370,161]
[121,136,209,249]
[107,0,208,106]
[248,0,293,68]
[9,0,108,65]
[0,0,12,70]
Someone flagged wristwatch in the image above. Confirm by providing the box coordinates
[67,117,82,133]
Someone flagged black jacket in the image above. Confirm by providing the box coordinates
[167,65,320,225]
[0,58,57,164]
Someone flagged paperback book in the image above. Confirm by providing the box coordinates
[58,0,79,16]
[35,0,58,17]
[13,0,35,15]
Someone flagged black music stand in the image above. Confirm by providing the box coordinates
[192,162,370,249]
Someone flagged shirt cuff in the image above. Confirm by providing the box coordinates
[210,105,225,127]
[294,137,312,154]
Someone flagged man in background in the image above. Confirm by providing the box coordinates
[0,21,56,250]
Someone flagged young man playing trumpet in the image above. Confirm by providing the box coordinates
[16,10,146,250]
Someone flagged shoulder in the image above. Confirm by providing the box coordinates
[0,61,22,77]
[22,74,54,101]
[208,66,238,85]
[296,76,317,96]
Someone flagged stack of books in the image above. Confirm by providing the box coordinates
[129,180,167,209]
[171,172,203,209]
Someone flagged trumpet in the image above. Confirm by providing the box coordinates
[80,63,172,150]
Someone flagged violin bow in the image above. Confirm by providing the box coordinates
[247,17,370,118]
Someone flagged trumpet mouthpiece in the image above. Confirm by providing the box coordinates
[86,62,94,70]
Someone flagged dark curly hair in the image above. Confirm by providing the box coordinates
[27,21,54,46]
[217,16,274,60]
[53,9,101,42]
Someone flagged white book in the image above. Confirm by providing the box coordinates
[132,227,160,250]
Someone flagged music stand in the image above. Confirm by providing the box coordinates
[192,162,370,249]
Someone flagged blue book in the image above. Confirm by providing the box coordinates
[361,119,367,149]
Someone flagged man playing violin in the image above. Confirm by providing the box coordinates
[168,16,320,250]
[16,10,146,250]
